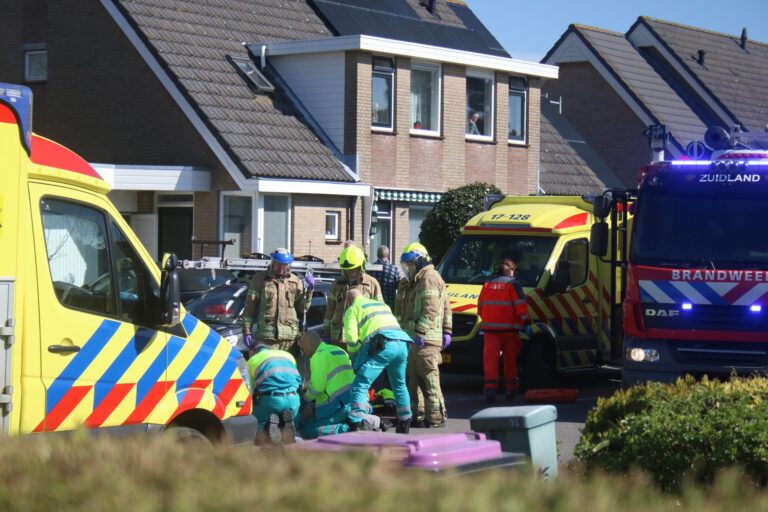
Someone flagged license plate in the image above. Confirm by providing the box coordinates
[441,354,452,364]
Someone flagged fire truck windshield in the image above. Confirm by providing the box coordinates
[438,235,557,287]
[632,186,768,268]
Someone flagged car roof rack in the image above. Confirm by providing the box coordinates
[180,256,383,277]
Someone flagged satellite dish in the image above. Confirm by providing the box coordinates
[704,126,731,150]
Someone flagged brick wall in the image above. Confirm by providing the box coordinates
[526,78,541,195]
[395,56,411,188]
[292,194,352,261]
[371,133,397,187]
[493,72,509,192]
[38,0,217,167]
[466,142,497,184]
[193,167,237,257]
[409,137,443,189]
[441,63,467,190]
[543,63,648,187]
[507,148,529,194]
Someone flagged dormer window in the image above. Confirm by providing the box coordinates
[227,55,274,94]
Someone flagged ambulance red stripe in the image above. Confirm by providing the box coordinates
[124,381,174,425]
[236,395,253,416]
[171,379,212,419]
[33,385,92,432]
[212,379,244,419]
[0,105,17,124]
[30,135,102,179]
[85,383,134,428]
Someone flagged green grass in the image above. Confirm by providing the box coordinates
[2,433,768,511]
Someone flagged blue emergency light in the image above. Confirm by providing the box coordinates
[0,83,33,155]
[682,302,693,311]
[751,305,762,313]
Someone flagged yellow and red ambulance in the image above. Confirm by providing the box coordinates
[0,83,255,440]
[437,194,631,387]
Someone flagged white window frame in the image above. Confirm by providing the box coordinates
[410,61,441,137]
[508,76,527,145]
[24,48,47,82]
[325,210,340,241]
[219,191,258,255]
[465,68,495,142]
[371,56,395,133]
[258,193,292,253]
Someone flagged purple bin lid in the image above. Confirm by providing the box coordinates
[290,432,503,470]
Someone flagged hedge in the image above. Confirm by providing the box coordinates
[1,432,768,510]
[574,375,768,491]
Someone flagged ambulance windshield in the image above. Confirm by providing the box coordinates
[438,235,557,287]
[632,186,768,268]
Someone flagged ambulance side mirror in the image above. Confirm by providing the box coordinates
[592,195,611,219]
[158,252,181,327]
[590,223,608,256]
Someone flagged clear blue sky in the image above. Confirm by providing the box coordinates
[467,0,768,62]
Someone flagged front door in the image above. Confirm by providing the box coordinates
[159,207,192,260]
[30,183,170,433]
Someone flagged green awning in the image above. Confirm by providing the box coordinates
[375,189,443,203]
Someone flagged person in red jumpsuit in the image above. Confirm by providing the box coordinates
[477,258,529,402]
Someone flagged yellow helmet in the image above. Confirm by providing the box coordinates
[339,246,366,270]
[401,242,430,263]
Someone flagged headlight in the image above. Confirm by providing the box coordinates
[224,334,239,347]
[627,348,660,363]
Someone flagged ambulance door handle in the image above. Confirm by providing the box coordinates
[48,344,81,354]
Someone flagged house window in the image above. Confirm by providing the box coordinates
[466,70,494,139]
[222,194,253,258]
[24,49,47,82]
[325,211,340,241]
[408,205,432,243]
[411,62,440,133]
[372,57,394,130]
[508,77,527,143]
[371,201,392,258]
[261,194,290,253]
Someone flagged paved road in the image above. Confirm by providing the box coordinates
[410,370,621,466]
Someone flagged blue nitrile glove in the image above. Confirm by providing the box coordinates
[442,333,452,350]
[321,336,331,343]
[414,335,426,348]
[524,325,534,337]
[244,334,253,348]
[304,273,315,292]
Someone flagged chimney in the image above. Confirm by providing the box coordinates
[697,49,707,65]
[740,27,748,49]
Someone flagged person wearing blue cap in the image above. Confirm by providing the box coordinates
[242,248,314,352]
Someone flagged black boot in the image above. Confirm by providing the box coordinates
[348,422,362,432]
[395,419,411,434]
[281,409,296,444]
[379,419,394,432]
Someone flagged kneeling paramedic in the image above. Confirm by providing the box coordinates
[248,343,301,444]
[297,331,356,438]
[344,289,412,433]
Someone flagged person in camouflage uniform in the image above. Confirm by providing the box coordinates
[395,242,452,428]
[322,245,382,348]
[242,248,313,352]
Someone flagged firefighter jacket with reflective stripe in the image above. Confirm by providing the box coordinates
[477,275,529,331]
[304,342,355,418]
[242,269,309,342]
[247,349,301,393]
[394,264,452,346]
[323,273,383,343]
[343,296,411,354]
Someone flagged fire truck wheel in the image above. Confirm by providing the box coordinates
[521,339,557,390]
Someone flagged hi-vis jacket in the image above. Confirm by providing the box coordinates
[323,273,383,343]
[304,342,354,418]
[477,275,529,332]
[395,264,452,347]
[247,349,301,394]
[343,296,411,355]
[242,269,309,342]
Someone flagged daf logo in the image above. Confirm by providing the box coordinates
[645,308,680,317]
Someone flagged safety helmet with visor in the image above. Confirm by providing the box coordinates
[400,242,430,280]
[270,248,294,277]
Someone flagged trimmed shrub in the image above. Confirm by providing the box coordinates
[419,182,501,263]
[574,375,768,491]
[1,433,768,511]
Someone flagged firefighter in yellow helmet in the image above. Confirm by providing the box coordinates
[322,245,383,348]
[395,242,452,428]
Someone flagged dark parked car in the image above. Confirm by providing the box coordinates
[178,268,238,304]
[185,279,330,356]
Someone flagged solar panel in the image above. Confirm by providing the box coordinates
[310,0,509,58]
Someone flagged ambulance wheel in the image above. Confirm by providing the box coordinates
[165,425,212,447]
[521,339,557,390]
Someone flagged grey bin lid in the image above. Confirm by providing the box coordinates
[470,405,557,430]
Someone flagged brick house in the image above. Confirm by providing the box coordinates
[543,18,768,188]
[3,0,558,261]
